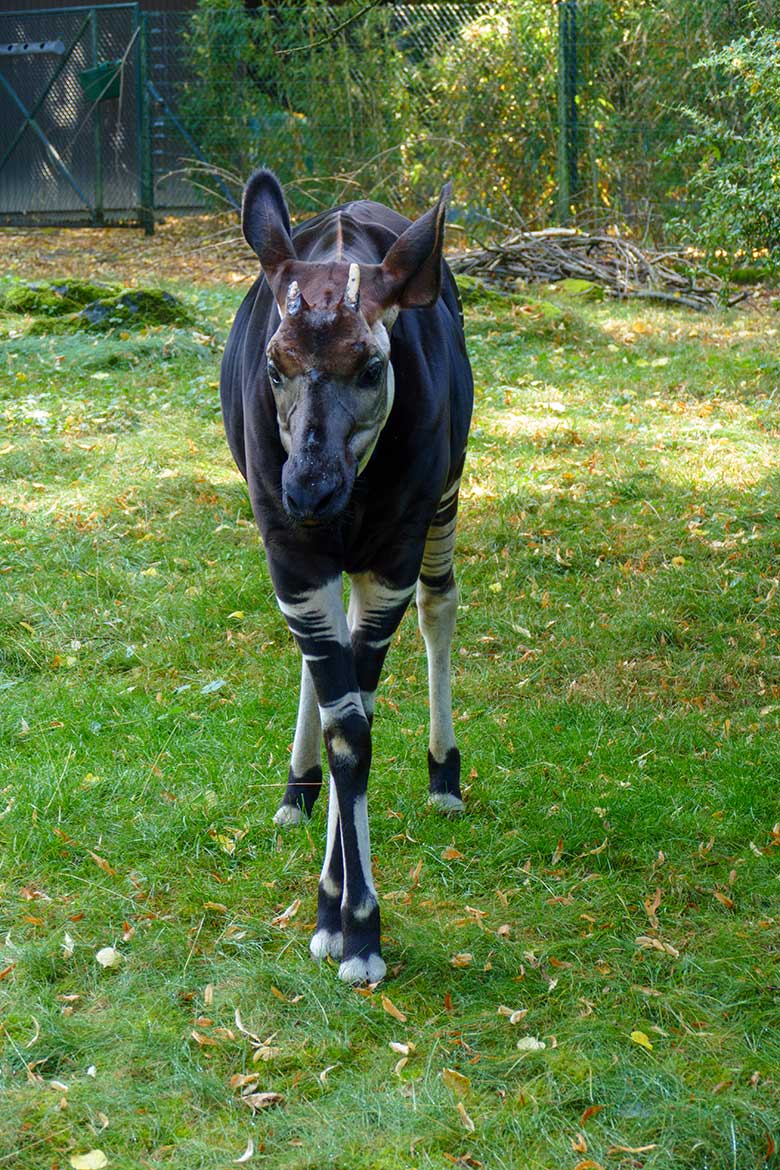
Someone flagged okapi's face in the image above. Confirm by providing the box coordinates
[264,267,397,524]
[241,171,451,525]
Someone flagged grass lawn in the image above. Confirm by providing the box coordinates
[0,247,778,1170]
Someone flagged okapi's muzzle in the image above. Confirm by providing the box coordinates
[280,387,357,524]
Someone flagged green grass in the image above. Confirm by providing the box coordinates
[1,272,779,1170]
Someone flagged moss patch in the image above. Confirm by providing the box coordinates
[1,279,193,334]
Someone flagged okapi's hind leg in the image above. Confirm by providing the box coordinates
[273,659,323,826]
[417,475,464,812]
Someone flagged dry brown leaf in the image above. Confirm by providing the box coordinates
[713,890,734,910]
[551,839,564,865]
[450,952,473,968]
[269,985,303,1004]
[516,1036,546,1052]
[394,1056,408,1075]
[441,845,464,860]
[456,1101,475,1132]
[88,852,116,877]
[381,994,407,1023]
[580,1104,604,1125]
[606,1145,657,1155]
[191,1030,219,1047]
[240,1091,284,1112]
[271,898,301,927]
[389,1041,414,1056]
[571,1133,588,1153]
[573,1161,603,1170]
[229,1074,259,1091]
[442,1067,471,1097]
[497,924,511,938]
[644,887,662,929]
[635,935,680,958]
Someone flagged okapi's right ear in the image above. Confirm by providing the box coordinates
[242,169,297,282]
[377,182,452,310]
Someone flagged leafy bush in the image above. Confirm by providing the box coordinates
[672,30,780,256]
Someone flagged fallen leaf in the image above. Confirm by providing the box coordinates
[571,1132,588,1153]
[394,1056,408,1075]
[234,1138,254,1164]
[551,839,564,865]
[442,1067,470,1097]
[573,1161,603,1170]
[580,1104,604,1124]
[70,1153,108,1170]
[629,1030,653,1051]
[643,887,662,929]
[229,1075,259,1091]
[95,947,122,970]
[713,890,734,910]
[456,1101,475,1132]
[318,1064,337,1084]
[607,1145,657,1155]
[450,952,473,968]
[381,994,407,1023]
[516,1036,546,1052]
[635,935,680,958]
[389,1041,414,1056]
[241,1091,284,1112]
[441,845,464,860]
[497,924,511,938]
[88,852,116,877]
[271,898,301,927]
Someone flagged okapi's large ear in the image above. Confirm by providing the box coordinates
[379,182,452,309]
[242,169,297,280]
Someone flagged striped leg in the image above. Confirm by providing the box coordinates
[417,475,464,812]
[273,659,323,827]
[272,573,385,983]
[348,573,416,727]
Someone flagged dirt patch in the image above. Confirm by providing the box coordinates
[0,215,256,288]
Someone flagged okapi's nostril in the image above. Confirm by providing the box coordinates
[284,478,340,522]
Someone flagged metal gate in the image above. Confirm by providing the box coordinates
[0,3,225,229]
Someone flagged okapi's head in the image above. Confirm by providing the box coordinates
[242,169,451,525]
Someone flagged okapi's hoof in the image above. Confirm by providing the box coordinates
[338,953,386,985]
[428,792,465,814]
[273,803,305,828]
[310,929,343,961]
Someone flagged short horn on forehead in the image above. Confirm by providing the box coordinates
[286,280,302,316]
[344,263,361,311]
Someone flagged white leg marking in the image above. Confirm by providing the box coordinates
[319,777,342,899]
[428,792,465,813]
[273,804,305,828]
[277,578,349,647]
[319,691,365,730]
[338,953,387,984]
[417,578,459,764]
[360,690,375,720]
[289,659,321,778]
[310,929,343,961]
[345,792,378,906]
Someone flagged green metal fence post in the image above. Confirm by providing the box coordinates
[137,8,154,234]
[556,0,578,224]
[90,8,104,226]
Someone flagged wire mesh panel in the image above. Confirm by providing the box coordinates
[0,4,143,224]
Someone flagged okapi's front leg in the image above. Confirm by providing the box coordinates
[274,574,384,983]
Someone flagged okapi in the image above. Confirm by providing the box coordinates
[220,170,473,983]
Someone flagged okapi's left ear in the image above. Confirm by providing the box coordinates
[242,168,297,283]
[378,182,452,309]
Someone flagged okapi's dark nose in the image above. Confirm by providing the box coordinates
[282,471,345,523]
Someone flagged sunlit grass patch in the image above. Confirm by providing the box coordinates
[1,284,779,1169]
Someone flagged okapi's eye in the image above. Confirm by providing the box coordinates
[267,359,283,388]
[359,358,384,388]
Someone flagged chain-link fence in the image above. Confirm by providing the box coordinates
[1,0,778,237]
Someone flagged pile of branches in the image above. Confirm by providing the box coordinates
[449,228,744,310]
